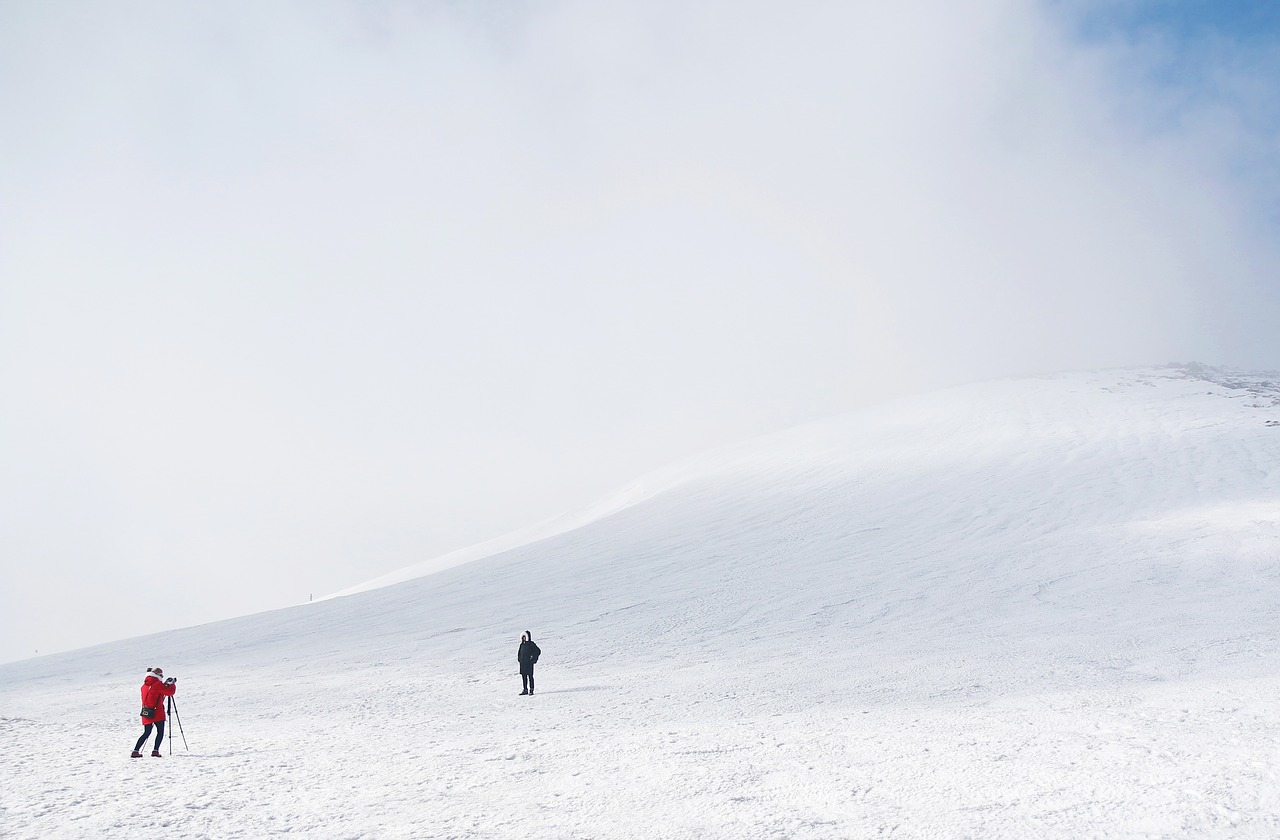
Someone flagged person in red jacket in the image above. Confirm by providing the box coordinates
[131,666,177,757]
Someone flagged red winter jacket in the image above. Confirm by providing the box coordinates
[140,674,176,723]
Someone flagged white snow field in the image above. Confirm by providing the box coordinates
[5,365,1280,839]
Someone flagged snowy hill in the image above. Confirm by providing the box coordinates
[5,365,1280,838]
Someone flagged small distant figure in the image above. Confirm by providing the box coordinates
[131,666,177,757]
[518,631,541,696]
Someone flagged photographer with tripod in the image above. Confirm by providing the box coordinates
[131,666,177,758]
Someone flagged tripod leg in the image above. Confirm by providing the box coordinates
[171,697,189,751]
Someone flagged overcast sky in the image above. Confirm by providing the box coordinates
[2,0,1279,663]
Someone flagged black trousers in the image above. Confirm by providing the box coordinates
[135,720,165,752]
[521,669,535,693]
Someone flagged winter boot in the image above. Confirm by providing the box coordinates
[131,751,143,758]
[151,750,163,757]
[519,690,528,695]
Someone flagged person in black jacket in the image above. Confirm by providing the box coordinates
[518,631,541,695]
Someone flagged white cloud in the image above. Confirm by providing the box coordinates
[1,0,1277,662]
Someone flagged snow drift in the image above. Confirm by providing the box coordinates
[4,365,1280,838]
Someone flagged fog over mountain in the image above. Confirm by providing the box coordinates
[2,1,1279,663]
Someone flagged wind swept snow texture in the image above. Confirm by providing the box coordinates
[5,365,1280,838]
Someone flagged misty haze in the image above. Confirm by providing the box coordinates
[3,1,1280,837]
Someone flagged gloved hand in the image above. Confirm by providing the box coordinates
[164,677,176,685]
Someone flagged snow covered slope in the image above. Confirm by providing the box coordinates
[5,365,1280,838]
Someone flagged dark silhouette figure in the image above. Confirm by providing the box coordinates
[518,631,541,695]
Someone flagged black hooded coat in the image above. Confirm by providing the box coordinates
[518,636,541,675]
